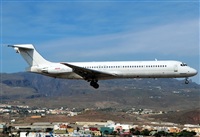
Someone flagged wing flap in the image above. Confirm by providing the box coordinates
[61,63,115,80]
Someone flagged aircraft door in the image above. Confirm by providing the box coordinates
[174,64,178,72]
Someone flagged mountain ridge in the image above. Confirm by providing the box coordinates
[0,72,199,111]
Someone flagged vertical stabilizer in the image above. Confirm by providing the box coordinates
[8,44,51,66]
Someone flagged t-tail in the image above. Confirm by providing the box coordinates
[8,44,52,72]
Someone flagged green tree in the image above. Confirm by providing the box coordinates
[129,128,135,135]
[141,129,150,136]
[111,131,118,136]
[134,130,141,135]
[154,131,168,137]
[178,130,196,137]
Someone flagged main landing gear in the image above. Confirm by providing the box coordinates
[185,78,189,84]
[90,80,99,89]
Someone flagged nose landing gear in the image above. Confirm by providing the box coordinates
[185,78,189,84]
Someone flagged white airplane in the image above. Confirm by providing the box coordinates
[8,44,197,89]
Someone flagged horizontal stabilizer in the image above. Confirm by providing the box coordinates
[8,44,34,49]
[8,44,51,66]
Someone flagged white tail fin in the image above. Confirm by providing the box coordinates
[8,44,51,66]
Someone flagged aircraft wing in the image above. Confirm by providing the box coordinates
[61,63,116,80]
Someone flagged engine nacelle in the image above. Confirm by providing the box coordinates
[41,66,72,74]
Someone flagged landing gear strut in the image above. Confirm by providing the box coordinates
[90,80,99,89]
[185,78,189,84]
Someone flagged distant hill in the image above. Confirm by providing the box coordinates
[151,109,200,125]
[0,72,199,110]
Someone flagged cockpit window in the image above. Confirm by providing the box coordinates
[180,63,187,66]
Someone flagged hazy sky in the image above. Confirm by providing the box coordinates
[1,0,199,84]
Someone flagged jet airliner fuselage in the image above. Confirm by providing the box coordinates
[9,44,198,89]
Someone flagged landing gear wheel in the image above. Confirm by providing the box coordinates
[93,83,99,89]
[185,78,189,84]
[90,80,99,89]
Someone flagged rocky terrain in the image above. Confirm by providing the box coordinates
[0,72,199,111]
[151,108,200,125]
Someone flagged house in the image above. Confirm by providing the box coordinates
[169,127,181,133]
[100,127,114,135]
[0,123,6,132]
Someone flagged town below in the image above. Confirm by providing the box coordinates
[0,104,199,137]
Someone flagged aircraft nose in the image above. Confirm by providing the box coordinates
[190,68,198,76]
